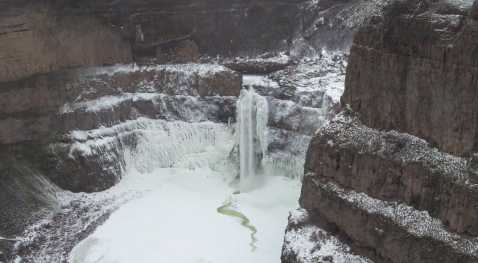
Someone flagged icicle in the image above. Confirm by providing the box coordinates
[236,88,269,189]
[136,24,145,42]
[69,118,236,179]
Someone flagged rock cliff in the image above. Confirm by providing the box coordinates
[0,0,383,80]
[0,0,411,261]
[0,64,241,237]
[343,0,478,156]
[284,0,478,262]
[0,0,132,80]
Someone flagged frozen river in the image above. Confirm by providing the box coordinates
[70,168,301,263]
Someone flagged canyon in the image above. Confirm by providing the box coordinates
[1,0,477,262]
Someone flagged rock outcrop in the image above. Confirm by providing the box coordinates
[0,0,387,81]
[0,0,398,260]
[343,0,478,157]
[284,0,478,262]
[74,0,355,60]
[295,112,478,263]
[0,1,132,80]
[0,64,241,239]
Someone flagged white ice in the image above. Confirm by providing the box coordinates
[69,168,301,263]
[242,75,279,88]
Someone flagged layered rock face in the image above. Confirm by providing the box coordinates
[284,0,478,262]
[0,0,391,260]
[343,0,478,157]
[0,1,132,80]
[74,0,362,60]
[0,64,241,238]
[0,0,387,78]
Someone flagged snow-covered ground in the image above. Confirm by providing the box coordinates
[69,168,301,263]
[11,57,350,262]
[282,208,371,263]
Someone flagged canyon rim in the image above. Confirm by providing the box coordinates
[1,0,478,262]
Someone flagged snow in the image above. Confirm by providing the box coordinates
[283,208,371,263]
[443,0,474,12]
[320,112,477,185]
[67,118,236,183]
[70,130,88,141]
[243,75,279,88]
[75,63,233,80]
[69,168,302,263]
[269,54,346,106]
[312,177,478,257]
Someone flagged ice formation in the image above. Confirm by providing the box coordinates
[237,88,269,189]
[69,118,236,181]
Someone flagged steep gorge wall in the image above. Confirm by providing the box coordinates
[73,0,363,60]
[0,0,384,80]
[0,64,241,238]
[284,0,478,262]
[342,0,478,156]
[0,1,132,80]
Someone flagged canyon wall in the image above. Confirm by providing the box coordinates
[0,0,386,80]
[0,0,389,259]
[73,0,361,60]
[0,1,132,80]
[342,0,478,156]
[0,64,241,238]
[284,0,478,262]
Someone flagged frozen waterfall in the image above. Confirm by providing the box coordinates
[236,88,269,189]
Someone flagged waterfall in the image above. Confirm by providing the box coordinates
[236,88,269,189]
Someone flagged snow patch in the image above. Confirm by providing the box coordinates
[283,208,371,263]
[313,178,478,256]
[69,169,302,263]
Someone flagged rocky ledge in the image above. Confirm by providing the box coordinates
[282,0,478,262]
[286,112,478,263]
[0,64,241,239]
[343,0,478,157]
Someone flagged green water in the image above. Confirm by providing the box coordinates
[217,203,257,252]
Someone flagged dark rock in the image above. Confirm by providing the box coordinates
[305,114,478,237]
[288,1,478,262]
[0,1,132,80]
[300,174,478,263]
[342,0,478,157]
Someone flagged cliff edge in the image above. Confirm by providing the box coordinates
[283,0,478,262]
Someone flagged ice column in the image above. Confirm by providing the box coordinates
[236,88,268,187]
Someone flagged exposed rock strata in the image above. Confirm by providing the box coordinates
[0,0,388,80]
[307,113,478,235]
[0,64,240,239]
[0,1,132,80]
[301,174,478,263]
[0,64,241,145]
[283,112,478,262]
[0,0,384,79]
[284,1,478,262]
[343,0,478,156]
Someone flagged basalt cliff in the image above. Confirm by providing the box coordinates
[281,0,478,262]
[1,0,477,262]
